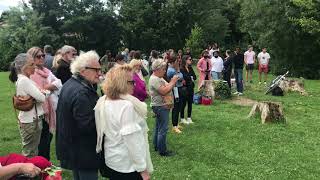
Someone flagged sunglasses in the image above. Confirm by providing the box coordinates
[36,54,45,59]
[85,67,102,73]
[127,80,136,86]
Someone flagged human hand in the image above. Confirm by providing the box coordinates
[172,75,179,82]
[140,170,150,180]
[19,163,41,177]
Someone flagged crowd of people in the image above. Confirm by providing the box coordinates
[3,43,270,179]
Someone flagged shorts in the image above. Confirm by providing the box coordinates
[246,64,254,70]
[259,64,268,73]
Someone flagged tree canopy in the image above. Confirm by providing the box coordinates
[0,0,319,78]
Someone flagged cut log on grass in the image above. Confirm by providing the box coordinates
[200,80,215,98]
[248,101,285,124]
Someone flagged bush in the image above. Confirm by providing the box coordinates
[214,80,231,99]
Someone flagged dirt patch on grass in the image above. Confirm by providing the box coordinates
[228,96,258,106]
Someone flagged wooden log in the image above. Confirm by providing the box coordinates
[248,101,285,123]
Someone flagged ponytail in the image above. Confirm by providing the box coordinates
[9,62,18,82]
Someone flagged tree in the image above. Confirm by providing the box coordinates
[184,24,204,58]
[0,6,59,71]
[239,0,320,79]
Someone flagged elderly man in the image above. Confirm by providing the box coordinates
[55,45,77,84]
[56,51,102,180]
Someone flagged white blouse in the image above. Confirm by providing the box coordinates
[16,74,45,123]
[103,99,148,173]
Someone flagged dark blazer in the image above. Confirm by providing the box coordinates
[233,53,244,69]
[55,59,72,84]
[56,75,100,170]
[180,65,197,90]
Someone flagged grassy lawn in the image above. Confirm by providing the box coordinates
[1,70,320,179]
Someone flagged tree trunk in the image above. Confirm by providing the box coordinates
[248,101,285,124]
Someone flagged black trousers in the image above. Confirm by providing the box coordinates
[38,118,52,160]
[107,166,143,180]
[223,72,231,89]
[180,87,194,118]
[172,87,183,126]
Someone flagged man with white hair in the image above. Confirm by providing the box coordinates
[56,51,102,180]
[55,45,77,84]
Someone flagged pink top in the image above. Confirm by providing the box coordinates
[132,73,148,102]
[197,57,212,89]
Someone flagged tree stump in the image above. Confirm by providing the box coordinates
[279,78,308,95]
[248,101,285,124]
[201,80,215,98]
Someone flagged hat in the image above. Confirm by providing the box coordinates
[152,59,166,71]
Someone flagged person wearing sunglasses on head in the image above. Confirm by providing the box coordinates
[54,45,77,84]
[27,47,62,161]
[56,51,102,180]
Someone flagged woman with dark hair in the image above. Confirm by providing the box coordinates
[223,50,234,88]
[9,53,46,158]
[180,55,196,124]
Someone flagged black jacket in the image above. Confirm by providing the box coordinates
[55,59,72,84]
[233,53,244,69]
[56,75,100,170]
[223,57,233,75]
[180,65,197,90]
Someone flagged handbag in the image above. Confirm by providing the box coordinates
[201,96,212,105]
[12,95,35,111]
[163,92,174,109]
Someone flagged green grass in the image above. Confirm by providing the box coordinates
[1,71,320,179]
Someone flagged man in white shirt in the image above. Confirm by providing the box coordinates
[257,47,271,84]
[244,45,256,83]
[210,51,224,80]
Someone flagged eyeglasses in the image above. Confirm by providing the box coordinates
[127,80,136,86]
[85,67,102,73]
[36,54,45,59]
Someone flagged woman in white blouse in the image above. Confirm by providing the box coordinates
[95,64,153,180]
[9,53,46,157]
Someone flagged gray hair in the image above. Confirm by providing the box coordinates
[70,50,100,75]
[14,53,31,73]
[60,45,76,55]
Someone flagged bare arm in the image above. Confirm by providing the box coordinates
[157,76,179,96]
[0,163,41,179]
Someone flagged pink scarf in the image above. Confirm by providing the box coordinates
[30,67,56,133]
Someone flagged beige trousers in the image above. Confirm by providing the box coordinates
[19,117,43,157]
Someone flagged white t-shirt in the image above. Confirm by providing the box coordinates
[210,56,224,72]
[258,52,270,65]
[244,50,256,64]
[103,99,147,173]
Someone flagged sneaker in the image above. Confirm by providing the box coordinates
[238,92,243,96]
[160,150,175,157]
[172,127,182,134]
[233,91,239,95]
[181,118,189,124]
[259,81,262,85]
[187,118,194,124]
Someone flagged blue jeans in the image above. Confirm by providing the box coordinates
[234,69,243,93]
[152,106,169,154]
[72,169,98,180]
[211,71,221,80]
